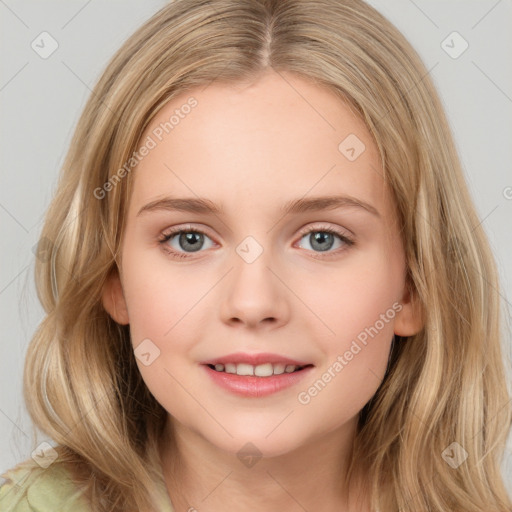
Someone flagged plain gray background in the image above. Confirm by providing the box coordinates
[1,0,511,494]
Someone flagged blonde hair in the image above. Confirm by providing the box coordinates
[21,0,511,510]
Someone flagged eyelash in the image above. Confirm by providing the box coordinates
[158,224,355,260]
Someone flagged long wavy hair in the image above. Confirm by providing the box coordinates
[17,0,512,510]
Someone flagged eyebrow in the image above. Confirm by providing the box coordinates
[136,195,380,218]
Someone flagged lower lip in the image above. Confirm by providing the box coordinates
[201,364,314,398]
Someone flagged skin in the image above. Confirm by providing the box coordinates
[102,69,423,511]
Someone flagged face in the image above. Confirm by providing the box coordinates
[103,69,422,459]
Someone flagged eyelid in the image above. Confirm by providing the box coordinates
[160,223,214,239]
[295,222,354,240]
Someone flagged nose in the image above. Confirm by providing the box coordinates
[219,242,290,330]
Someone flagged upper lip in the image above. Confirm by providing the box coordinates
[201,352,313,367]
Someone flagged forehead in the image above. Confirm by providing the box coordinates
[129,70,390,219]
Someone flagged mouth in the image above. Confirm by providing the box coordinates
[204,362,314,377]
[201,361,315,398]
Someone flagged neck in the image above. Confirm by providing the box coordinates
[159,416,370,512]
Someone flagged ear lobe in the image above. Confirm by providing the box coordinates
[102,269,129,325]
[393,282,424,337]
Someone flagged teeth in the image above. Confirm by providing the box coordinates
[225,363,236,374]
[211,362,304,376]
[237,363,254,376]
[254,363,273,377]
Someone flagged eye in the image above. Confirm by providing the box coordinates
[158,225,215,259]
[295,224,354,258]
[158,223,354,260]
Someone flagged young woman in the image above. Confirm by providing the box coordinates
[1,0,511,510]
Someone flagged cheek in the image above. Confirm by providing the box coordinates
[293,250,400,409]
[120,246,207,345]
[295,284,397,421]
[120,250,204,421]
[300,247,402,349]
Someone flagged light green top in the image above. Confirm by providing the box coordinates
[0,460,175,511]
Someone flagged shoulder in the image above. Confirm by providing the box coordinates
[0,460,90,512]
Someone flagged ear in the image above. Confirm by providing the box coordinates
[102,268,129,325]
[394,280,424,337]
